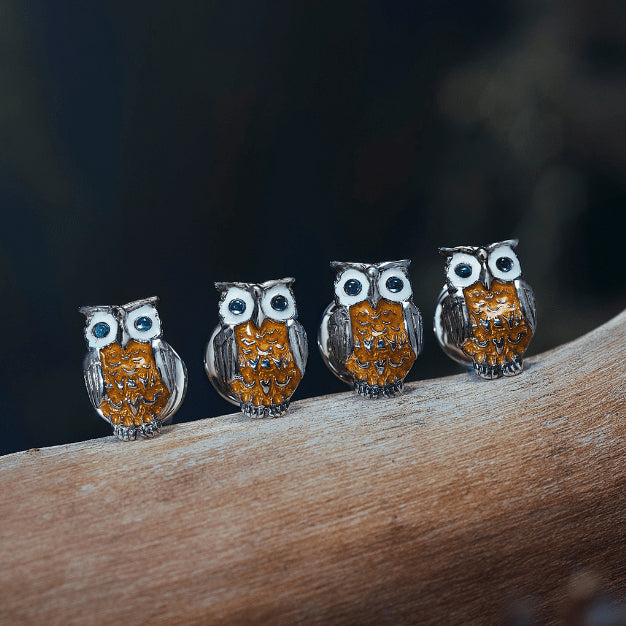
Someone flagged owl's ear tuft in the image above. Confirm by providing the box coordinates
[438,247,456,257]
[78,305,109,317]
[123,296,159,312]
[487,238,519,251]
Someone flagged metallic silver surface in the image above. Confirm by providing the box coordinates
[318,260,423,398]
[435,241,537,379]
[80,298,188,441]
[204,278,307,418]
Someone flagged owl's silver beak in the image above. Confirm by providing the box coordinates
[479,264,494,291]
[368,285,382,309]
[120,327,131,348]
[253,306,265,329]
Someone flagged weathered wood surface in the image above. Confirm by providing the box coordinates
[1,312,625,624]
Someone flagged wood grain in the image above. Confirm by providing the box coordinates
[1,311,625,624]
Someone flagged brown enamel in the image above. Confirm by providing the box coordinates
[98,340,170,427]
[345,300,416,387]
[461,280,533,366]
[231,319,302,407]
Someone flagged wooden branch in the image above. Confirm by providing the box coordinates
[1,312,625,624]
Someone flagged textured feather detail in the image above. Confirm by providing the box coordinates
[440,293,472,346]
[288,321,308,376]
[404,302,424,358]
[516,279,537,332]
[153,339,177,391]
[153,340,187,421]
[328,306,354,372]
[83,351,105,415]
[213,326,239,399]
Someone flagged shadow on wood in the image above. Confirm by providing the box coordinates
[1,311,625,624]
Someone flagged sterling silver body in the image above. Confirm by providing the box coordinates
[204,278,307,418]
[80,297,188,441]
[434,240,537,379]
[433,278,536,366]
[318,260,423,398]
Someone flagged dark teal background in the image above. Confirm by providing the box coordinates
[1,0,624,454]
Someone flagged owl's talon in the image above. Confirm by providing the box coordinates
[240,401,290,418]
[474,362,500,380]
[474,355,524,379]
[354,380,404,399]
[502,356,523,377]
[140,419,162,438]
[113,425,137,441]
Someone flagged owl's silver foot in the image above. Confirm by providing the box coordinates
[240,401,290,418]
[113,425,138,441]
[354,380,404,399]
[473,355,523,380]
[502,355,524,377]
[140,419,162,438]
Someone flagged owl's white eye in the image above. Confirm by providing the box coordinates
[378,268,412,303]
[126,304,162,342]
[334,269,369,306]
[219,287,254,325]
[488,245,521,282]
[261,284,296,321]
[447,253,482,290]
[85,311,119,349]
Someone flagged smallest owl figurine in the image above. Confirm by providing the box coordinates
[318,260,423,398]
[204,278,308,418]
[79,297,187,441]
[434,239,536,379]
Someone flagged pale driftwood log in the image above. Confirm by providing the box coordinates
[1,312,625,625]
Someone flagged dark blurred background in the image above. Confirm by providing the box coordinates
[1,0,624,455]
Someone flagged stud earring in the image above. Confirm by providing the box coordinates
[434,239,536,379]
[79,297,188,441]
[205,278,308,418]
[318,260,423,398]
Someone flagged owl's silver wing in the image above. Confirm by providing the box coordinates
[324,304,354,383]
[403,301,423,358]
[287,319,308,376]
[213,326,237,382]
[434,287,474,366]
[440,290,472,347]
[515,279,537,333]
[153,339,188,422]
[205,325,241,405]
[83,350,106,416]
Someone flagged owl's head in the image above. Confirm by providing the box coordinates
[215,278,298,328]
[79,297,163,350]
[330,260,413,309]
[439,239,522,293]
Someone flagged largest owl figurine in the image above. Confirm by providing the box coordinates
[434,239,536,379]
[204,278,308,418]
[79,297,188,441]
[318,260,423,398]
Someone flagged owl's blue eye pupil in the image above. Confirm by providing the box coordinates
[271,295,288,311]
[496,256,513,272]
[344,279,362,296]
[228,299,246,315]
[93,322,110,338]
[134,316,152,331]
[386,276,404,293]
[454,263,472,279]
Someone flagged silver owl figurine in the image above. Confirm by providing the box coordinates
[318,260,423,399]
[204,278,308,418]
[79,297,188,441]
[434,239,537,379]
